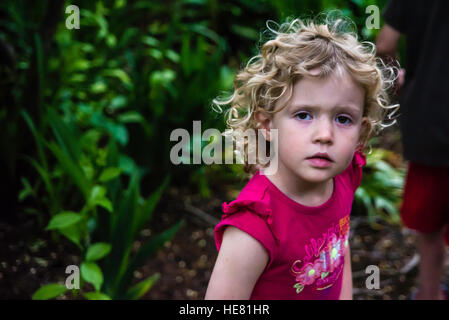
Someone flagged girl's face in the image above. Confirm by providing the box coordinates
[264,68,366,186]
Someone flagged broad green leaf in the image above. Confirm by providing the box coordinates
[110,96,127,110]
[59,224,83,251]
[84,292,112,300]
[150,69,175,87]
[118,155,137,175]
[165,49,180,63]
[89,185,113,212]
[90,81,107,93]
[142,36,159,46]
[46,212,81,230]
[106,122,128,146]
[81,262,103,292]
[124,273,160,300]
[86,243,112,261]
[90,185,107,202]
[32,283,67,300]
[99,167,122,182]
[96,197,113,212]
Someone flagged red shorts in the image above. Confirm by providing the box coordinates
[401,162,449,246]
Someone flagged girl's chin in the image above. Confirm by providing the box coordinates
[292,171,333,184]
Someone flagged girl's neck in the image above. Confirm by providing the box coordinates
[262,168,334,207]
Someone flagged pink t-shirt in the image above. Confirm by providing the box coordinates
[214,151,366,300]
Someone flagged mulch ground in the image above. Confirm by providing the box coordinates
[2,183,448,300]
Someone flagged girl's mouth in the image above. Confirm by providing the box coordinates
[306,153,334,168]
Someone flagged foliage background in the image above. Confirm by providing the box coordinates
[0,0,408,299]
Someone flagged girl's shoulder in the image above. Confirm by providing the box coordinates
[215,171,278,262]
[222,171,271,216]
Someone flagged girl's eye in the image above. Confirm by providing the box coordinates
[295,112,312,120]
[336,115,352,125]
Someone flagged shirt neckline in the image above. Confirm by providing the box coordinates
[255,170,339,214]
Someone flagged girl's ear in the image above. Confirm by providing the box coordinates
[357,117,372,151]
[254,109,273,141]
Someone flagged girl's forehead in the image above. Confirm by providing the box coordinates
[287,70,365,111]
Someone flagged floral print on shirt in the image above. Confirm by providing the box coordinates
[291,215,350,294]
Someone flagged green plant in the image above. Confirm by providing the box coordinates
[22,108,182,300]
[354,148,405,228]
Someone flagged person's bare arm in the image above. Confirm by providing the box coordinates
[338,244,353,300]
[205,226,269,299]
[376,23,401,58]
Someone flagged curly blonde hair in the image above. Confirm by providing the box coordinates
[213,12,399,174]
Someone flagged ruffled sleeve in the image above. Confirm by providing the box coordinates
[214,197,278,266]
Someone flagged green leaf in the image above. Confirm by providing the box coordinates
[47,108,82,164]
[90,185,107,202]
[86,243,112,261]
[18,177,34,201]
[90,81,107,93]
[46,141,90,199]
[117,220,183,295]
[106,122,128,146]
[124,273,160,300]
[104,173,140,295]
[150,69,176,87]
[21,110,48,173]
[117,112,144,124]
[96,197,113,212]
[59,224,83,251]
[142,36,159,46]
[118,155,137,175]
[32,283,67,300]
[84,292,112,300]
[165,49,180,63]
[89,185,113,212]
[102,69,131,86]
[99,167,122,182]
[110,95,127,110]
[137,175,170,232]
[81,262,103,292]
[46,212,81,231]
[22,156,54,199]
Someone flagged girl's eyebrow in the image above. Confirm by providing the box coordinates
[290,104,361,114]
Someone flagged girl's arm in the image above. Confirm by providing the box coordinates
[339,244,353,300]
[205,226,269,299]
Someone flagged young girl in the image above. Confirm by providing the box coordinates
[205,14,397,300]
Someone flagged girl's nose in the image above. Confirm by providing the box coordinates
[313,119,334,145]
